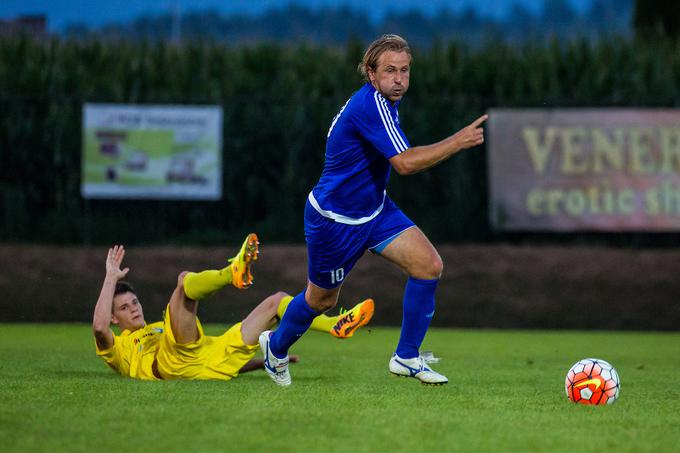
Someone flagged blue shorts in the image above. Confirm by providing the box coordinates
[305,196,415,289]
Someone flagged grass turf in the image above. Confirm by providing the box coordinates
[0,324,678,452]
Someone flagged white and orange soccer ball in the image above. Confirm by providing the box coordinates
[565,358,620,405]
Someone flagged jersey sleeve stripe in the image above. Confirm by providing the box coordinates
[378,97,408,151]
[373,91,403,152]
[327,98,351,138]
[373,92,407,153]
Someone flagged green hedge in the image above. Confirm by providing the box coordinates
[1,36,679,244]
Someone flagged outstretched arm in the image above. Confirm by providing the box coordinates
[389,114,488,175]
[92,245,130,350]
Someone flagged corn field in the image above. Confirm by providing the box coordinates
[1,35,679,244]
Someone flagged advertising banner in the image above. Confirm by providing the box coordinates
[82,104,222,200]
[488,109,680,231]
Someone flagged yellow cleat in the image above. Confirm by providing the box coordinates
[229,233,259,289]
[330,298,374,339]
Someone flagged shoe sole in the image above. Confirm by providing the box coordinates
[389,372,448,386]
[331,299,375,339]
[232,233,259,289]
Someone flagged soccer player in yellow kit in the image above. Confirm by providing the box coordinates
[92,234,374,381]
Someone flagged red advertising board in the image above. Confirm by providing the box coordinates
[488,109,680,231]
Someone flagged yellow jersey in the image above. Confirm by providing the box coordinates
[95,306,259,381]
[96,322,164,380]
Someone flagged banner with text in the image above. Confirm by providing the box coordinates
[82,104,222,200]
[488,109,680,231]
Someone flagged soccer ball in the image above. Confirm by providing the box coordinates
[565,358,620,405]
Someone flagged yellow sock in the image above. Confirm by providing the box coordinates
[276,295,338,333]
[183,267,233,301]
[276,295,294,319]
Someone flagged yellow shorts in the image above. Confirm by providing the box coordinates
[156,305,259,381]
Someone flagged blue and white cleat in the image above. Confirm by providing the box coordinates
[259,330,291,387]
[389,354,448,385]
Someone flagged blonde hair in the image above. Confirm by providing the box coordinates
[358,34,412,82]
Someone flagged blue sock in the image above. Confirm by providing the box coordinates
[395,277,439,359]
[269,290,318,358]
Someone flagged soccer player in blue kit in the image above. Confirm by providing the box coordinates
[260,34,488,386]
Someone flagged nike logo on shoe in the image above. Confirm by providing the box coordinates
[330,299,374,339]
[332,312,356,336]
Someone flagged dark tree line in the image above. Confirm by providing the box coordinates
[63,0,634,46]
[2,34,680,245]
[633,0,680,39]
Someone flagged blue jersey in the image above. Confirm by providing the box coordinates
[309,83,411,224]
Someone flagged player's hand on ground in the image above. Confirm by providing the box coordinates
[454,114,488,150]
[106,245,130,280]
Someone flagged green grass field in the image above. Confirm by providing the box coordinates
[1,325,678,452]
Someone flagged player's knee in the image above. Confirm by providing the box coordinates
[316,299,337,313]
[270,291,289,308]
[308,293,338,313]
[273,291,290,300]
[176,271,189,288]
[432,255,444,278]
[321,299,339,312]
[419,255,443,280]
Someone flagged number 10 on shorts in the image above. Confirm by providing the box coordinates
[330,268,345,285]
